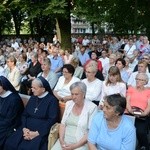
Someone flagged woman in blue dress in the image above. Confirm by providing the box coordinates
[0,76,24,149]
[4,76,59,150]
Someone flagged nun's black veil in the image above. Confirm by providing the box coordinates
[0,76,17,93]
[37,76,53,95]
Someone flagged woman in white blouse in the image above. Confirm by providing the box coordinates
[99,66,126,107]
[53,64,80,102]
[82,60,102,105]
[52,82,97,150]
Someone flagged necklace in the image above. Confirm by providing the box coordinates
[34,98,44,113]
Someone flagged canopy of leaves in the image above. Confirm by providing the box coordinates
[0,0,150,36]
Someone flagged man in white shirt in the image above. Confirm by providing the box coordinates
[99,50,109,68]
[82,36,90,46]
[124,39,136,56]
[11,39,19,50]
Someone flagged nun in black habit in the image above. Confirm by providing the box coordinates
[0,76,24,149]
[4,76,59,150]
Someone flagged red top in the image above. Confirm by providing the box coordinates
[84,59,103,72]
[127,86,150,111]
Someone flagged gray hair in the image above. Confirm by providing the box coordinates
[86,60,98,73]
[136,73,149,84]
[104,94,126,116]
[70,82,87,95]
[142,53,150,59]
[32,78,44,88]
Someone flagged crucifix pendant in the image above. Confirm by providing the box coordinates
[34,107,38,113]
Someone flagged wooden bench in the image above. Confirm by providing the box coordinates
[19,93,30,107]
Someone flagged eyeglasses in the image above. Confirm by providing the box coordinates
[135,78,146,82]
[142,57,149,60]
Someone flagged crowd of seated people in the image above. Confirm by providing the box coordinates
[0,35,150,150]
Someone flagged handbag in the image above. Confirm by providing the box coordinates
[48,123,60,150]
[131,106,147,120]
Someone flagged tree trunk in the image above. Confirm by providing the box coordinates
[91,22,95,36]
[134,0,138,35]
[29,19,34,36]
[57,16,71,50]
[12,11,21,36]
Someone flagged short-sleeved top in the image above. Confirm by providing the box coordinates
[82,78,102,102]
[54,76,80,97]
[88,112,136,150]
[127,86,150,110]
[100,81,126,104]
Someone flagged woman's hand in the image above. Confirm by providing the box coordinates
[23,128,30,140]
[62,143,76,150]
[128,108,134,115]
[27,74,35,81]
[23,128,39,140]
[28,131,39,140]
[140,111,147,117]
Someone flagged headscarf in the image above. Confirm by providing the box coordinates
[0,76,17,93]
[37,76,53,95]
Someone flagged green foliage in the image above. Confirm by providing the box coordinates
[44,0,67,16]
[0,0,150,36]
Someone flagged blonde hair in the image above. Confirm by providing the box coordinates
[106,66,123,85]
[85,60,98,73]
[70,57,80,68]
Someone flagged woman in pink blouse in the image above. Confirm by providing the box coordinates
[126,73,150,150]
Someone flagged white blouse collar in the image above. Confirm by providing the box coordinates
[38,91,48,98]
[0,91,12,98]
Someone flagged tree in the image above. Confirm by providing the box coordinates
[0,3,12,36]
[44,0,72,49]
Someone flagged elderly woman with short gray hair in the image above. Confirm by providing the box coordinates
[126,72,150,150]
[52,82,97,150]
[88,94,136,150]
